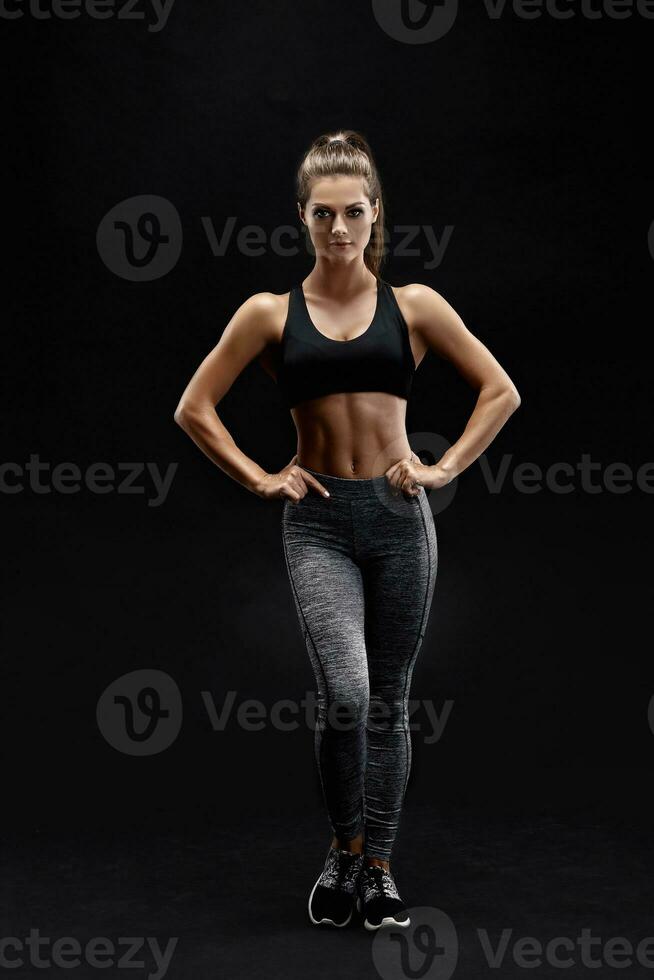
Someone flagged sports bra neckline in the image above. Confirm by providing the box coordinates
[297,278,383,345]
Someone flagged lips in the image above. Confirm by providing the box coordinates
[330,241,351,246]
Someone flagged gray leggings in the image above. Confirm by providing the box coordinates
[281,465,438,861]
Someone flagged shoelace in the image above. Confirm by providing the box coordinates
[319,849,362,891]
[365,865,396,897]
[339,852,364,893]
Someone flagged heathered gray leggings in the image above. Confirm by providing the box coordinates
[281,465,438,861]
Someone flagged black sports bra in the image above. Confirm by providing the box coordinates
[274,278,416,409]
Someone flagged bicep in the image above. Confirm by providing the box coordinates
[176,293,278,409]
[409,284,517,393]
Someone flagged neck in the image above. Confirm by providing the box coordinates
[305,259,377,298]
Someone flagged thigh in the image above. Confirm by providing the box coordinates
[282,497,368,698]
[358,490,438,683]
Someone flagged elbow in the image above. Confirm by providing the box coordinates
[174,399,213,430]
[496,379,521,411]
[484,383,521,411]
[173,402,193,429]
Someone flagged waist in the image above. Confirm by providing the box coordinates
[298,463,387,494]
[297,455,419,496]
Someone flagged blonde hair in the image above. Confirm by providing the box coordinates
[295,130,386,280]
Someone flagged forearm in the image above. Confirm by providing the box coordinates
[436,386,520,483]
[174,404,268,495]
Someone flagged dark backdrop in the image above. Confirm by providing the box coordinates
[4,0,652,868]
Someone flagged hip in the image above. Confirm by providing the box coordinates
[282,471,436,559]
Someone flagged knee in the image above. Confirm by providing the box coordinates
[367,694,407,734]
[321,684,369,732]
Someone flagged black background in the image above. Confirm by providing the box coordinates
[3,1,653,974]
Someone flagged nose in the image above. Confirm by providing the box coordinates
[332,216,349,236]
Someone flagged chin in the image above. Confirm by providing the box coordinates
[327,246,359,257]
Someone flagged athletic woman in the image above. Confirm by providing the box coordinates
[174,130,521,931]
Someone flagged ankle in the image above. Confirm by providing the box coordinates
[364,856,390,871]
[331,833,364,855]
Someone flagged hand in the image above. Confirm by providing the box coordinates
[385,454,452,496]
[254,454,331,503]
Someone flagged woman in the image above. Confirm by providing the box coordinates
[174,130,521,931]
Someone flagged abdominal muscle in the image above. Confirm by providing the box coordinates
[291,390,414,479]
[256,289,420,480]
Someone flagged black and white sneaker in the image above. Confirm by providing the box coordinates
[356,864,411,930]
[308,846,364,927]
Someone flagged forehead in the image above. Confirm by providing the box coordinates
[306,175,369,205]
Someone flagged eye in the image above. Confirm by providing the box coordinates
[311,208,365,219]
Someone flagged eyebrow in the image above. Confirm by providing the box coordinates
[311,201,368,208]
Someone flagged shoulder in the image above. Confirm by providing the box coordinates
[235,289,290,319]
[389,281,447,308]
[227,289,292,344]
[387,282,453,330]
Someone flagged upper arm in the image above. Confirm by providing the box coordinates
[174,291,282,414]
[403,283,520,399]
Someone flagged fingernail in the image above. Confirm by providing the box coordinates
[324,491,330,496]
